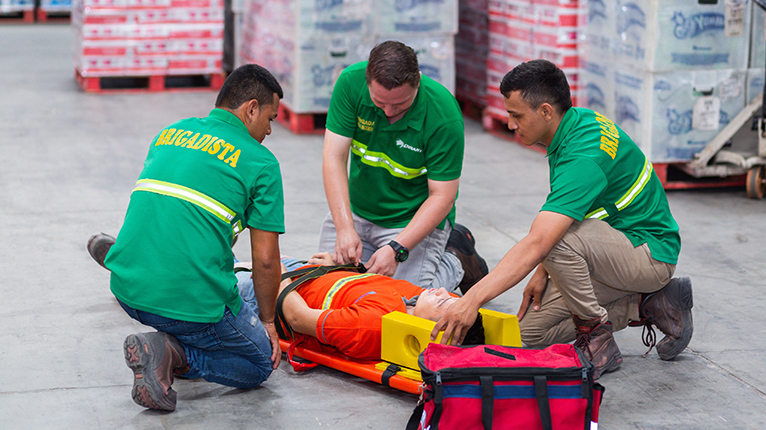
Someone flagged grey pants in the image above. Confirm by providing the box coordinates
[519,219,675,347]
[318,212,464,292]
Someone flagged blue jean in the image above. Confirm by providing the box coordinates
[117,278,274,389]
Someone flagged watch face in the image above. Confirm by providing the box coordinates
[395,249,408,262]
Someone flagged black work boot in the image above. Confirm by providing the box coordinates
[123,332,188,411]
[637,277,694,361]
[573,316,622,380]
[86,233,115,269]
[446,224,489,294]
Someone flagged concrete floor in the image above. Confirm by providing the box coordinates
[2,24,766,429]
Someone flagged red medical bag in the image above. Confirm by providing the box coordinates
[406,343,605,430]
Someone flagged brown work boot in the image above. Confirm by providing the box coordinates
[123,332,188,411]
[573,316,622,380]
[636,277,694,361]
[86,233,115,269]
[446,224,489,294]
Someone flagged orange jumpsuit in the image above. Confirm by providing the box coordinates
[294,270,423,361]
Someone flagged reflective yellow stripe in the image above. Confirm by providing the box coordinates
[586,208,608,220]
[133,179,236,224]
[616,158,652,211]
[321,273,377,310]
[232,220,243,237]
[351,140,427,179]
[585,158,653,221]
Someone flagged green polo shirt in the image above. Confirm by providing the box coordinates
[541,107,680,264]
[107,108,285,323]
[325,61,464,229]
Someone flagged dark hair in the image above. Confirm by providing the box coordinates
[215,64,284,110]
[462,312,485,346]
[499,59,572,114]
[365,40,421,90]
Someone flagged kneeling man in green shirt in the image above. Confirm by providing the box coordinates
[432,59,693,379]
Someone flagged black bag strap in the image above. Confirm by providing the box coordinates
[480,376,494,430]
[405,402,425,430]
[381,363,400,387]
[534,375,553,430]
[275,263,366,340]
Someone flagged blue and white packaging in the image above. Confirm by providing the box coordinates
[583,0,751,72]
[0,0,34,12]
[376,0,458,35]
[377,34,455,94]
[750,1,766,68]
[580,58,615,120]
[281,36,374,113]
[746,67,764,104]
[613,68,746,162]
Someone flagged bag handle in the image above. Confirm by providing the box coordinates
[534,375,553,430]
[405,402,424,430]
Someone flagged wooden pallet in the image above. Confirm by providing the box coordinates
[654,163,747,191]
[0,9,34,23]
[276,104,327,135]
[75,69,224,93]
[36,8,70,23]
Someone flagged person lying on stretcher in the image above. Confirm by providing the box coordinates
[235,253,485,361]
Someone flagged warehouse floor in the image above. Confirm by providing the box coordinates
[2,24,766,429]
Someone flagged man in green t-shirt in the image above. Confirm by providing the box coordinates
[319,40,488,295]
[87,64,285,411]
[432,60,693,379]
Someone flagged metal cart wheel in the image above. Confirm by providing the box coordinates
[746,165,765,199]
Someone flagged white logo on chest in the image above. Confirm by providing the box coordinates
[396,139,422,153]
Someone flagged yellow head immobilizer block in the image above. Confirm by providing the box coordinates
[380,308,522,372]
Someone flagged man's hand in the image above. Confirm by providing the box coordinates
[517,266,548,322]
[262,321,281,369]
[365,245,398,277]
[307,252,334,266]
[430,296,480,345]
[333,228,363,265]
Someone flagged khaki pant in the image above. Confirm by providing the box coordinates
[519,219,675,347]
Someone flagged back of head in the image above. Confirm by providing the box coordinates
[365,40,421,90]
[499,59,572,115]
[462,312,485,346]
[215,64,284,110]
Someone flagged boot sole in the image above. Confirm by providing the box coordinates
[124,334,177,411]
[593,351,623,380]
[657,277,694,361]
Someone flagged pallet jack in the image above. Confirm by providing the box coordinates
[682,0,766,199]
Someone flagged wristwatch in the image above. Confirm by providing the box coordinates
[388,240,409,263]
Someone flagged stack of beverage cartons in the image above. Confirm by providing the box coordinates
[456,0,490,111]
[747,2,765,105]
[0,0,34,17]
[485,0,581,121]
[580,0,752,163]
[72,0,223,79]
[39,0,72,17]
[240,0,458,114]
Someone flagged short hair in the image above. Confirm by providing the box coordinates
[462,312,485,346]
[365,40,421,90]
[215,64,283,110]
[499,59,572,114]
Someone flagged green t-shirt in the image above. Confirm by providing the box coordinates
[325,61,464,229]
[107,108,285,323]
[541,108,681,265]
